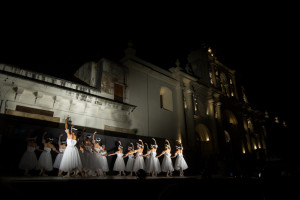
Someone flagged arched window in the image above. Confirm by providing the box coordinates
[247,118,254,133]
[195,124,211,142]
[160,87,173,111]
[223,109,238,126]
[224,130,231,143]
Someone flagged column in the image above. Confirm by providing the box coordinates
[183,85,196,148]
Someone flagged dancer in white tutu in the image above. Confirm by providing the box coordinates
[92,131,103,176]
[37,131,61,176]
[83,134,96,176]
[78,144,87,177]
[53,133,66,176]
[132,139,145,174]
[144,142,151,174]
[123,142,135,176]
[108,141,125,176]
[156,139,174,177]
[18,134,45,176]
[59,117,83,178]
[99,144,109,176]
[143,138,161,176]
[171,141,188,176]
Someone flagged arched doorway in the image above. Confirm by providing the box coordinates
[195,124,212,158]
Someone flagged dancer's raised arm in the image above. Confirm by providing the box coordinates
[92,131,97,143]
[145,143,149,151]
[138,139,144,147]
[58,133,63,148]
[165,139,170,146]
[65,117,69,130]
[152,138,157,145]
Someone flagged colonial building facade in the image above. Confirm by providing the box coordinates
[0,44,285,176]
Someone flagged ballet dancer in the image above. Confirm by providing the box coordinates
[143,138,161,177]
[83,134,96,176]
[53,133,66,176]
[59,117,83,178]
[144,142,151,174]
[123,142,135,176]
[18,133,45,176]
[132,139,145,175]
[99,144,109,176]
[108,141,126,176]
[171,141,188,176]
[156,139,174,177]
[37,131,61,176]
[92,131,103,176]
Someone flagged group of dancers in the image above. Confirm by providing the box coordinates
[18,117,188,177]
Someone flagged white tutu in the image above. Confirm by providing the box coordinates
[83,145,96,171]
[53,148,65,169]
[125,154,135,172]
[59,139,82,172]
[36,147,53,171]
[132,152,145,172]
[93,147,103,170]
[113,153,125,171]
[161,152,174,172]
[144,151,151,173]
[99,151,109,172]
[174,153,188,170]
[148,151,161,173]
[18,146,38,170]
[79,149,86,169]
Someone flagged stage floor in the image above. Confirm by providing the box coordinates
[0,175,296,199]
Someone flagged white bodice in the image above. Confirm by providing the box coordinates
[26,146,36,152]
[67,138,77,147]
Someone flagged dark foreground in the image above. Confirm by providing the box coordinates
[0,175,297,200]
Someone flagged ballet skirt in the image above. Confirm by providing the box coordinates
[83,145,96,170]
[174,152,188,170]
[79,148,86,169]
[99,151,109,172]
[93,147,103,169]
[53,148,65,168]
[132,152,145,172]
[161,152,174,172]
[144,150,151,173]
[36,147,54,171]
[18,145,38,170]
[59,138,82,172]
[125,154,135,172]
[113,152,125,171]
[148,151,161,173]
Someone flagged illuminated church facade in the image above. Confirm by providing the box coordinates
[0,44,284,175]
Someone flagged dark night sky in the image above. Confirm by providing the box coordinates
[0,4,298,132]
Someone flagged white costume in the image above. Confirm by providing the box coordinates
[19,145,38,170]
[99,151,109,172]
[161,152,174,172]
[36,147,54,171]
[125,154,135,172]
[132,152,145,172]
[174,152,188,171]
[148,151,161,173]
[59,131,82,172]
[53,148,65,169]
[84,145,96,173]
[113,152,125,171]
[145,150,151,173]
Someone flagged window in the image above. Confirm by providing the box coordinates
[224,130,231,143]
[195,124,211,142]
[114,83,123,102]
[160,87,173,111]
